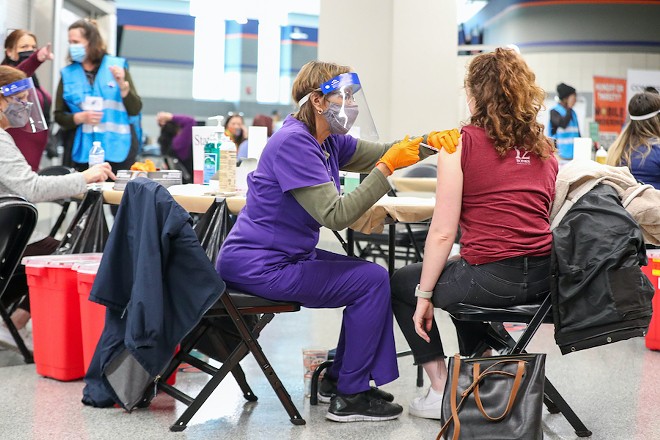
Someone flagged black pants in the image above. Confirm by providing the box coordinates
[390,255,551,364]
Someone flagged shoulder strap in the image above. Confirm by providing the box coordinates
[437,356,527,440]
[438,354,462,440]
[622,184,653,208]
[473,360,526,421]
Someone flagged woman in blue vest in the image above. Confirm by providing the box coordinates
[549,82,580,160]
[54,19,142,173]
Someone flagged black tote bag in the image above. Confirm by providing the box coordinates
[55,189,109,254]
[439,353,546,440]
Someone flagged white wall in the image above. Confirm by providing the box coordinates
[526,52,660,99]
[319,0,459,142]
[455,51,660,133]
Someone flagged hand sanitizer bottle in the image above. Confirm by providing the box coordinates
[218,133,237,193]
[203,116,223,185]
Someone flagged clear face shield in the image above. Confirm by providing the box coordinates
[0,77,47,133]
[299,72,379,141]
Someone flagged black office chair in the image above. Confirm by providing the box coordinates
[157,198,305,430]
[444,295,593,437]
[0,196,38,364]
[37,165,75,238]
[397,163,437,178]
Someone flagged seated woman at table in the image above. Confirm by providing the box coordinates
[216,60,459,423]
[606,91,660,188]
[390,47,558,420]
[0,65,114,351]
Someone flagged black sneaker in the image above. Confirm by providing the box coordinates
[318,375,395,404]
[326,391,403,422]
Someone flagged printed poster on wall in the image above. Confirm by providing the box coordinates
[593,76,627,148]
[627,69,660,103]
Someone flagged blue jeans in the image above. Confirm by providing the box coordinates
[390,255,551,364]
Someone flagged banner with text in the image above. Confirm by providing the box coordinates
[594,76,627,133]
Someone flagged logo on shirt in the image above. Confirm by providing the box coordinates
[514,148,531,165]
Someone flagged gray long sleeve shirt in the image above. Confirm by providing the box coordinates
[0,128,87,242]
[291,137,436,230]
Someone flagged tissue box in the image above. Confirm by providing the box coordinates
[113,170,182,191]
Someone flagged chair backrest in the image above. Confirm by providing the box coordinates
[0,196,38,294]
[37,165,75,177]
[402,163,437,178]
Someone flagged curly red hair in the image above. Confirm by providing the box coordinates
[465,48,553,158]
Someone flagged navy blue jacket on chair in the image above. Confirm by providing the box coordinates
[82,178,223,409]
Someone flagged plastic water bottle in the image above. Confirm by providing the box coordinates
[88,141,105,190]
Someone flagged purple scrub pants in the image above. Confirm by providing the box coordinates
[226,249,399,395]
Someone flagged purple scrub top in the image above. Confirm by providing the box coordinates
[217,115,358,284]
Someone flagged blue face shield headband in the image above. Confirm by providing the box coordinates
[0,77,48,133]
[297,72,378,140]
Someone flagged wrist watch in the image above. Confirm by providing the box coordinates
[415,284,433,299]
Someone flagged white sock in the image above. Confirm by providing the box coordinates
[426,387,444,402]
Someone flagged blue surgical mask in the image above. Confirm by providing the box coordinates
[323,103,359,135]
[69,44,86,63]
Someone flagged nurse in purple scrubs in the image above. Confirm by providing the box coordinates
[217,61,458,423]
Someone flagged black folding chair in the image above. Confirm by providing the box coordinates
[444,294,593,438]
[0,196,38,363]
[157,198,305,430]
[37,165,75,238]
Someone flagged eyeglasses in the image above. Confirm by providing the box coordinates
[326,89,355,105]
[227,111,244,117]
[8,95,32,108]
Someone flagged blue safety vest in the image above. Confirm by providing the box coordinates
[549,104,580,160]
[61,55,132,163]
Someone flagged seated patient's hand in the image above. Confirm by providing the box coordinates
[427,129,460,154]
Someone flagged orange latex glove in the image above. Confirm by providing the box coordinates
[378,135,423,173]
[427,128,461,154]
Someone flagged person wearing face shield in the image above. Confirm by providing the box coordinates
[54,19,142,174]
[2,29,55,171]
[216,60,460,422]
[0,66,115,352]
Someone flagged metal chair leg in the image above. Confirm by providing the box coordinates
[309,360,334,405]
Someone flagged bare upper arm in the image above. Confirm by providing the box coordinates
[429,138,463,238]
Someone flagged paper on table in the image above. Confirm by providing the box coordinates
[349,196,436,234]
[247,126,268,161]
[572,137,592,162]
[167,184,210,197]
[236,158,257,193]
[376,196,436,207]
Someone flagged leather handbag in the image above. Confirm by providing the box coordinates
[438,353,546,440]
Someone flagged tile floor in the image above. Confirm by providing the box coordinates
[1,230,660,439]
